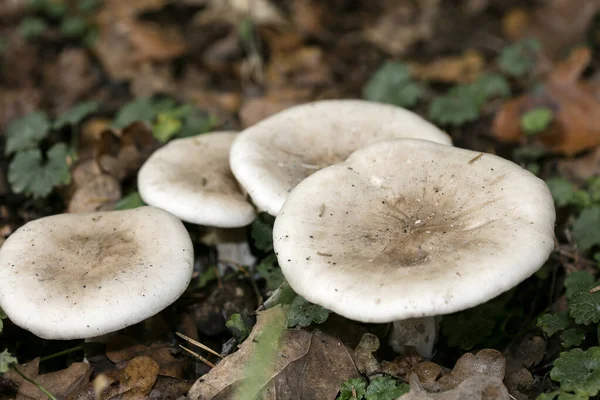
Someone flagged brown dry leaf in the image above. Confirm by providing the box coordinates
[130,63,177,98]
[68,173,122,213]
[408,49,484,83]
[492,47,600,155]
[4,358,92,400]
[42,48,98,115]
[187,305,359,400]
[400,373,510,400]
[365,0,440,56]
[409,349,506,394]
[354,333,380,375]
[94,1,187,81]
[503,335,546,400]
[106,335,189,379]
[149,375,192,399]
[0,31,38,88]
[98,356,160,399]
[501,0,600,59]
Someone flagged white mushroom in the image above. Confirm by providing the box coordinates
[138,131,256,228]
[273,139,555,357]
[230,99,452,216]
[0,207,193,339]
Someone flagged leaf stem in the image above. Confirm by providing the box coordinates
[39,345,83,363]
[11,365,57,400]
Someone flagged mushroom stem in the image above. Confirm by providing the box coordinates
[388,316,439,358]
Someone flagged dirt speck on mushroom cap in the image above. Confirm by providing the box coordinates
[0,206,194,339]
[273,139,556,323]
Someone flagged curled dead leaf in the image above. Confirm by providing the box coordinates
[493,47,600,155]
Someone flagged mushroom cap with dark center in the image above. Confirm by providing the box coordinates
[273,139,555,323]
[230,100,452,216]
[138,131,256,228]
[0,207,194,339]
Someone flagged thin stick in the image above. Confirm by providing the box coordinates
[176,332,223,358]
[178,345,216,368]
[39,346,83,363]
[468,153,484,164]
[11,366,57,400]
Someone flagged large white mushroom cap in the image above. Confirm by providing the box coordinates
[0,207,194,339]
[273,139,555,323]
[138,131,256,228]
[230,99,452,216]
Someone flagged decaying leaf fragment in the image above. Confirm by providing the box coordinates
[187,305,359,399]
[492,47,600,155]
[402,349,509,399]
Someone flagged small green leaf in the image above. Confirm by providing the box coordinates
[0,349,17,374]
[251,213,275,252]
[512,145,547,160]
[287,296,329,328]
[5,111,50,155]
[429,89,480,126]
[18,16,47,39]
[0,307,6,319]
[44,1,67,17]
[78,0,99,12]
[550,347,600,396]
[364,376,409,400]
[557,391,590,400]
[498,38,541,77]
[112,97,157,129]
[60,16,88,38]
[54,101,99,129]
[565,272,596,300]
[561,328,585,348]
[471,74,511,104]
[536,391,559,400]
[573,206,600,250]
[520,107,554,136]
[569,289,600,325]
[363,62,423,108]
[8,143,72,198]
[114,192,146,210]
[226,313,251,342]
[546,178,575,207]
[338,377,368,400]
[537,312,572,337]
[152,113,182,143]
[177,113,219,138]
[256,254,284,291]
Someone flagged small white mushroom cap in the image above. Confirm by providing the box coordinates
[138,131,256,228]
[0,207,193,339]
[273,139,555,323]
[230,99,452,216]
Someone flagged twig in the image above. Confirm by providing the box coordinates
[11,366,57,400]
[178,345,216,368]
[176,332,223,358]
[39,346,83,363]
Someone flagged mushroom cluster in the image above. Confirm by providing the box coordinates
[0,99,555,358]
[272,139,555,356]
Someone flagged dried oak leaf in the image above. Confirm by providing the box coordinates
[492,47,600,155]
[558,147,600,184]
[3,358,91,400]
[400,372,510,400]
[407,49,484,84]
[96,356,160,400]
[0,88,42,131]
[187,305,359,400]
[106,335,189,379]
